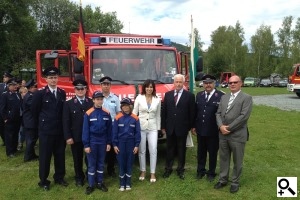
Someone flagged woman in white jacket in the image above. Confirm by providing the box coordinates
[133,79,161,183]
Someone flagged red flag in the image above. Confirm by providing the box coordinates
[77,4,85,61]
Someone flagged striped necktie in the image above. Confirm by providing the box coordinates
[174,91,179,105]
[226,94,235,113]
[205,92,210,102]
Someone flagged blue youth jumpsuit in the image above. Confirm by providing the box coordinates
[112,112,141,188]
[82,107,112,187]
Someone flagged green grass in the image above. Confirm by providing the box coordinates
[0,88,299,199]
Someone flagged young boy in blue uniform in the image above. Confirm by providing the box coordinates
[82,91,112,195]
[113,97,141,191]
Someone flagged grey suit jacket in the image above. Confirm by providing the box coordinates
[216,91,253,143]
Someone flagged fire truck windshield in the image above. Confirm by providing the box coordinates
[91,49,177,84]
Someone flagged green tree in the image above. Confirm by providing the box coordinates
[291,17,300,68]
[250,24,276,78]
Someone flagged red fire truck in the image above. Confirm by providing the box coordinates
[36,33,191,99]
[287,63,300,98]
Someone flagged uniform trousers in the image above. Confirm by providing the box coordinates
[24,128,38,160]
[71,142,85,182]
[39,134,66,184]
[139,130,158,173]
[4,120,21,156]
[219,139,245,186]
[197,135,219,176]
[86,143,106,187]
[117,139,135,187]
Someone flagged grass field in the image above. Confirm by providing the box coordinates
[0,88,299,199]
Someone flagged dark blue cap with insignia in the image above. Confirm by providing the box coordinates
[3,71,14,78]
[43,66,59,76]
[6,78,18,85]
[99,76,112,83]
[202,74,216,83]
[73,79,87,88]
[92,90,104,98]
[25,79,37,88]
[120,97,132,105]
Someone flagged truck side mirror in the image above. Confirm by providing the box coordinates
[73,56,83,73]
[44,51,58,59]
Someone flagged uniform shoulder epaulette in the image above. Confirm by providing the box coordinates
[115,112,124,120]
[38,87,45,91]
[3,91,8,94]
[86,107,95,116]
[102,107,110,115]
[130,113,139,121]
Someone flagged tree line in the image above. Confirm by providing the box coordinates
[1,0,299,80]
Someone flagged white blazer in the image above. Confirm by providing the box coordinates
[133,94,161,131]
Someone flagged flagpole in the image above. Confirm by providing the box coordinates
[190,15,195,92]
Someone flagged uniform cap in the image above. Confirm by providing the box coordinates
[99,76,112,83]
[6,78,18,85]
[25,79,37,88]
[72,79,87,88]
[201,74,216,83]
[120,97,132,105]
[92,90,104,98]
[43,66,59,76]
[3,71,14,78]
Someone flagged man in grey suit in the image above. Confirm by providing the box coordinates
[214,75,253,193]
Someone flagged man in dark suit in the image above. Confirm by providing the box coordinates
[192,75,224,182]
[23,79,39,162]
[63,79,93,187]
[31,66,67,191]
[161,74,195,180]
[0,78,22,157]
[214,75,253,193]
[0,71,14,146]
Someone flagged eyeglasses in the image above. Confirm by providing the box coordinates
[228,81,239,85]
[75,87,86,90]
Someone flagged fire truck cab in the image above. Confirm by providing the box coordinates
[287,63,300,98]
[36,33,191,140]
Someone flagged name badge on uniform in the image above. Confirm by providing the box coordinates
[111,101,115,103]
[90,118,97,121]
[103,117,109,120]
[118,124,124,127]
[130,124,135,127]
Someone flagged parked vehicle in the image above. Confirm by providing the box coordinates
[243,77,259,87]
[259,79,272,87]
[278,79,288,87]
[287,63,300,98]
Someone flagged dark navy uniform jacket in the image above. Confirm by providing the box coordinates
[63,96,93,142]
[31,86,66,135]
[22,91,37,129]
[0,91,22,122]
[195,90,224,136]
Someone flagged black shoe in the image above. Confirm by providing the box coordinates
[207,175,216,182]
[108,171,117,178]
[214,182,227,189]
[38,182,50,191]
[55,179,68,187]
[230,185,239,193]
[163,170,172,178]
[196,173,206,180]
[85,186,94,195]
[178,172,185,180]
[96,183,108,192]
[24,155,39,162]
[76,180,84,187]
[8,154,15,158]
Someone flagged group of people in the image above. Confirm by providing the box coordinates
[0,67,253,195]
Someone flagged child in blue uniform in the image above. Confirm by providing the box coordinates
[82,91,112,195]
[113,97,141,191]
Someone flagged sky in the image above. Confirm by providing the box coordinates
[73,0,300,50]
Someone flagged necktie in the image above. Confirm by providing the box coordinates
[205,92,210,102]
[80,99,84,104]
[174,91,178,105]
[226,94,235,113]
[53,90,56,98]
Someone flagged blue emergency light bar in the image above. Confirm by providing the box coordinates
[90,36,171,46]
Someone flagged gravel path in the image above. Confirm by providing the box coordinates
[253,94,300,112]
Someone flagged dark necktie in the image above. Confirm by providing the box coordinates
[174,91,178,105]
[205,92,210,102]
[53,90,56,98]
[80,99,84,104]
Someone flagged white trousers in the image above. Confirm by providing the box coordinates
[138,130,158,174]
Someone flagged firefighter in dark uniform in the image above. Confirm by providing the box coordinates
[0,71,14,146]
[31,66,68,191]
[63,79,93,187]
[0,78,22,157]
[192,74,224,182]
[23,79,39,162]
